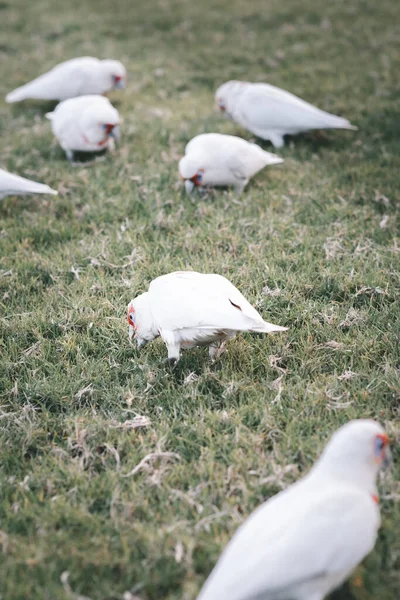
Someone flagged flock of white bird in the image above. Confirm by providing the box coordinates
[4,56,391,600]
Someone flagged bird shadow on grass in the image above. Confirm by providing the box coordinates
[252,130,358,157]
[330,582,357,600]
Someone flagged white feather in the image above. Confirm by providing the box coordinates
[6,57,126,103]
[216,81,357,148]
[197,419,386,600]
[179,133,283,194]
[128,271,287,360]
[0,168,58,200]
[46,95,120,157]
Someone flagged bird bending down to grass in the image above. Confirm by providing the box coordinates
[179,133,283,195]
[0,168,58,200]
[6,56,126,103]
[215,80,357,148]
[197,419,390,600]
[127,271,287,361]
[46,95,121,162]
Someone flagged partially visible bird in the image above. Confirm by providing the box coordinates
[127,271,287,361]
[215,80,357,148]
[179,133,283,195]
[46,95,120,161]
[0,168,58,200]
[197,419,390,600]
[6,57,126,103]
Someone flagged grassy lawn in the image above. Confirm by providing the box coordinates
[1,0,399,598]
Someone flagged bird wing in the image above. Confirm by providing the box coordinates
[6,57,98,102]
[0,169,57,199]
[148,271,267,333]
[237,84,347,132]
[198,484,379,600]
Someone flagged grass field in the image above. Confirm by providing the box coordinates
[1,0,400,598]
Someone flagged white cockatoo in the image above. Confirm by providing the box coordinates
[179,133,283,195]
[215,80,357,148]
[6,57,126,103]
[0,168,58,200]
[197,419,391,600]
[46,95,120,161]
[127,271,287,361]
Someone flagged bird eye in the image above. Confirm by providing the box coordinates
[103,124,108,131]
[196,172,203,182]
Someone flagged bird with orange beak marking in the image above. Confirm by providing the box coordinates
[127,271,287,362]
[215,80,357,148]
[196,419,391,600]
[6,57,126,103]
[46,95,121,161]
[179,133,283,195]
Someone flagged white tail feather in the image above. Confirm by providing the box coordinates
[252,321,288,334]
[6,87,30,103]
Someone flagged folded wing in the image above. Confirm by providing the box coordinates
[238,84,354,133]
[148,271,282,333]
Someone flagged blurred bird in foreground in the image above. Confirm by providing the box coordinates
[197,419,390,600]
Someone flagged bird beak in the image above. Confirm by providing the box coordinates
[114,78,125,89]
[185,179,195,195]
[383,446,392,469]
[129,325,134,341]
[110,125,121,142]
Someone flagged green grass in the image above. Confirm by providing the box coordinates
[1,0,400,598]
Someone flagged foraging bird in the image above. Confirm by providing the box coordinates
[127,271,287,361]
[215,80,357,148]
[197,419,390,600]
[46,95,120,161]
[6,57,126,103]
[0,168,58,200]
[179,133,283,195]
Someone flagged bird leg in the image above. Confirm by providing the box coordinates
[64,148,74,162]
[209,341,228,361]
[165,341,181,363]
[267,132,285,148]
[234,179,248,195]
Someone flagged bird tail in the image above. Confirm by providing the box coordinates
[45,111,55,120]
[325,115,358,131]
[6,86,30,103]
[251,321,288,334]
[41,185,58,196]
[23,182,58,196]
[264,152,284,166]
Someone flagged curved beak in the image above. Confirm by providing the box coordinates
[114,78,125,89]
[110,125,121,142]
[184,179,195,195]
[128,325,134,341]
[383,445,392,469]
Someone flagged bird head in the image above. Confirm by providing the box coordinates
[127,292,158,349]
[215,80,246,117]
[315,419,391,491]
[101,59,127,90]
[179,156,205,195]
[80,98,121,146]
